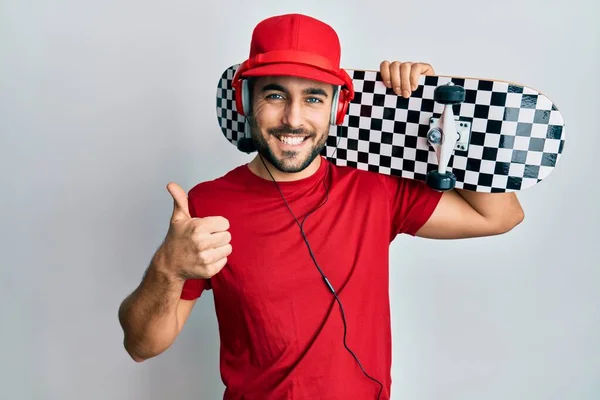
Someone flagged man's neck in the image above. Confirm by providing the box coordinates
[247,155,322,182]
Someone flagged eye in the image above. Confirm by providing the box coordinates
[265,93,283,100]
[306,97,323,103]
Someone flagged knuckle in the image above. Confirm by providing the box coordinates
[198,250,212,265]
[193,232,208,249]
[190,222,204,235]
[196,241,210,253]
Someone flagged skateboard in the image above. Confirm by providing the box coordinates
[215,64,566,192]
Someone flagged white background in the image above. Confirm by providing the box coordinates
[1,0,598,399]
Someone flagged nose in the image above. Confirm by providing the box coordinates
[281,98,303,128]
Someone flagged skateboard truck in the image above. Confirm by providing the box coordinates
[426,82,470,191]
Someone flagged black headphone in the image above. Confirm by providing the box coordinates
[237,118,257,153]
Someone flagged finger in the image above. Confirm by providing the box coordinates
[409,64,424,91]
[399,62,413,98]
[197,215,230,233]
[196,230,232,251]
[411,63,435,91]
[200,243,233,265]
[421,63,435,76]
[204,256,228,276]
[379,60,391,88]
[389,61,402,95]
[167,182,191,221]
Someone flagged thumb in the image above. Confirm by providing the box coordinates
[166,182,191,221]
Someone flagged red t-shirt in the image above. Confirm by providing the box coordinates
[180,156,442,400]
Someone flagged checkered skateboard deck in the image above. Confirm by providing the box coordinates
[215,64,565,192]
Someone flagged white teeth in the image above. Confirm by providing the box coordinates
[279,136,305,145]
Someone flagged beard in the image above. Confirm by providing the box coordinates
[248,116,328,173]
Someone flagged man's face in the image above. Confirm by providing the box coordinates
[248,75,334,173]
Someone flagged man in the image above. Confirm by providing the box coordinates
[118,13,524,400]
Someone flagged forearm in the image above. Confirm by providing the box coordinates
[118,250,185,361]
[455,189,524,231]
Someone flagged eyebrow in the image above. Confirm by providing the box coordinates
[260,83,329,97]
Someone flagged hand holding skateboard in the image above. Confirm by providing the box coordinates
[379,60,435,98]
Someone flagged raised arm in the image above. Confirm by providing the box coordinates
[379,60,524,239]
[118,182,232,361]
[415,189,524,239]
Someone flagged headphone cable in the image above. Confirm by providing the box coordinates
[258,125,383,399]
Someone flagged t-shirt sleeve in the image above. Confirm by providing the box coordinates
[382,174,443,239]
[179,187,212,300]
[181,278,211,300]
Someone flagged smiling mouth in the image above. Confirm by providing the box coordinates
[275,135,310,146]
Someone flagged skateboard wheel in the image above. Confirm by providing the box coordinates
[426,170,456,191]
[434,84,466,105]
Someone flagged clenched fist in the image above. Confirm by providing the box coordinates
[157,182,232,280]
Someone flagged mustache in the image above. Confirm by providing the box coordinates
[267,126,312,136]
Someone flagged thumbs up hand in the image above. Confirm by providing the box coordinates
[158,182,232,280]
[168,182,193,222]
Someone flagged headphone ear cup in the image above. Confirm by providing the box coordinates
[233,80,245,116]
[237,115,256,153]
[330,86,340,125]
[333,87,350,125]
[241,79,251,116]
[233,78,251,116]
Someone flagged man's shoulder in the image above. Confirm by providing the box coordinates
[329,161,394,188]
[329,160,438,198]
